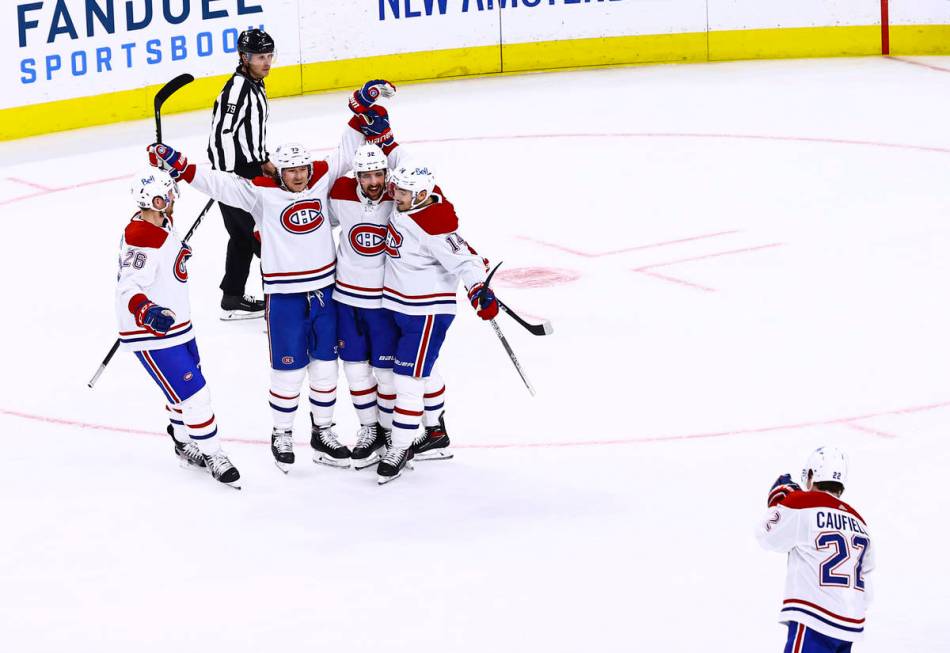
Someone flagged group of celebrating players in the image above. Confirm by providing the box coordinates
[116,74,497,488]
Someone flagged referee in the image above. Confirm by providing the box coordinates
[207,28,275,320]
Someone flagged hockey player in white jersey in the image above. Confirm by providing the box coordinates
[147,88,389,472]
[373,161,497,484]
[328,141,453,469]
[326,142,395,468]
[116,169,241,488]
[757,447,874,652]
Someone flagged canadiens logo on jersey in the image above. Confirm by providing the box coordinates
[384,223,403,258]
[174,246,192,283]
[280,200,325,234]
[349,224,388,257]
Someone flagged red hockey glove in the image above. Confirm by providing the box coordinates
[467,283,499,321]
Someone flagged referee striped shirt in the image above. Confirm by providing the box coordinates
[207,66,269,179]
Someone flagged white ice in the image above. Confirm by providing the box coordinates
[1,56,949,652]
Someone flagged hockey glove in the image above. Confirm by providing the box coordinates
[131,294,176,336]
[767,473,802,507]
[147,143,189,180]
[357,108,395,149]
[348,79,397,114]
[467,283,499,321]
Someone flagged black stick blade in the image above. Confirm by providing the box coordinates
[154,74,195,113]
[154,74,194,143]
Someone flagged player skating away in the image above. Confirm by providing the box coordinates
[147,98,380,473]
[757,447,874,652]
[374,162,499,484]
[116,169,241,488]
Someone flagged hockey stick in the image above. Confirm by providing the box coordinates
[476,261,553,336]
[87,198,216,389]
[480,262,536,396]
[87,75,198,389]
[489,319,536,396]
[496,298,553,336]
[183,198,216,242]
[154,73,194,143]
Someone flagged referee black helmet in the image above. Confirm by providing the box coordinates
[238,29,275,55]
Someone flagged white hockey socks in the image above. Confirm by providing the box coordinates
[423,369,446,428]
[343,361,378,426]
[308,359,338,427]
[375,367,396,431]
[180,386,220,455]
[392,374,424,448]
[270,367,306,430]
[166,403,187,443]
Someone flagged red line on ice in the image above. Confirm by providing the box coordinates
[839,421,898,440]
[634,270,716,293]
[631,243,784,292]
[886,56,950,74]
[0,174,136,206]
[5,131,950,207]
[517,230,739,258]
[6,177,55,191]
[3,401,944,449]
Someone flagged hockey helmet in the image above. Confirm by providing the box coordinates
[273,143,313,191]
[353,143,388,175]
[131,168,178,212]
[801,446,848,489]
[238,29,275,54]
[388,161,435,209]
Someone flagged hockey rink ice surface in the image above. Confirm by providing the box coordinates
[2,56,949,652]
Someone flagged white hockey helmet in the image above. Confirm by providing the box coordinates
[801,446,848,489]
[273,143,313,189]
[388,161,435,209]
[353,143,388,175]
[131,168,178,212]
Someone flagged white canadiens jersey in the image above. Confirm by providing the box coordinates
[185,124,363,294]
[327,176,394,308]
[756,491,875,642]
[382,189,488,316]
[115,215,194,352]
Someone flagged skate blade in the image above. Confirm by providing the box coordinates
[351,454,381,470]
[377,471,403,485]
[413,449,454,462]
[312,453,352,469]
[220,310,264,321]
[274,460,292,474]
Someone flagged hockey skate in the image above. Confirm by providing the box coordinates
[351,423,385,470]
[412,412,454,461]
[271,428,295,474]
[203,451,241,489]
[167,425,207,470]
[377,445,414,485]
[310,420,352,468]
[220,294,265,321]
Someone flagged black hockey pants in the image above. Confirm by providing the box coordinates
[219,202,261,297]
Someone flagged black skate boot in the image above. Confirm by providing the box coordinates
[203,450,241,489]
[310,419,352,468]
[351,423,385,470]
[167,425,207,469]
[377,445,414,485]
[271,428,295,474]
[220,294,265,321]
[412,412,453,461]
